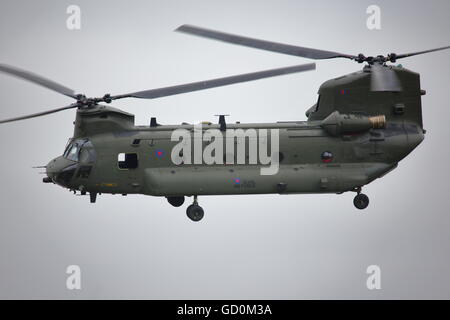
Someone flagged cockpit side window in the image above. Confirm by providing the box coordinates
[63,141,73,158]
[66,142,80,161]
[79,141,97,163]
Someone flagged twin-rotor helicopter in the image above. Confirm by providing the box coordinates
[1,25,449,221]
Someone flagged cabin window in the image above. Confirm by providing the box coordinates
[118,153,138,169]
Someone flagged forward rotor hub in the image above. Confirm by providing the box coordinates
[75,94,98,108]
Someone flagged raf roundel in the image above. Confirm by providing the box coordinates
[321,151,333,163]
[155,149,164,158]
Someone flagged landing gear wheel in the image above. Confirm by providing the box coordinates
[186,204,204,222]
[353,193,369,210]
[167,196,185,207]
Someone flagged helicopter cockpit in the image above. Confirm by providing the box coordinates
[44,139,97,188]
[63,139,97,163]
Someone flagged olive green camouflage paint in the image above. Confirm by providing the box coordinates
[46,66,424,198]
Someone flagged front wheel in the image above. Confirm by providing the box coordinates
[186,204,204,222]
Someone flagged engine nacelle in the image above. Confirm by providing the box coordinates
[320,111,385,136]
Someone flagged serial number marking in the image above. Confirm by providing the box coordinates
[234,180,256,188]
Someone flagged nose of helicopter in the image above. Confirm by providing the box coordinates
[45,156,78,187]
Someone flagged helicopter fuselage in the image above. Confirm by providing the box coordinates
[45,66,425,200]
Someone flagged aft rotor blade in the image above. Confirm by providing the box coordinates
[0,103,78,124]
[0,64,77,99]
[394,45,450,60]
[112,63,316,100]
[370,64,402,92]
[176,25,356,60]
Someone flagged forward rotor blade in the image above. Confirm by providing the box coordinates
[0,103,78,124]
[394,45,450,60]
[370,64,401,92]
[112,63,315,100]
[176,24,355,60]
[0,64,77,99]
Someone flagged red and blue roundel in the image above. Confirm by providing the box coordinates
[155,149,164,158]
[321,151,333,163]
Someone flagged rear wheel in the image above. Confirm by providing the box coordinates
[353,193,369,210]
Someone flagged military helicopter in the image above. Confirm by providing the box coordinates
[1,25,449,221]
